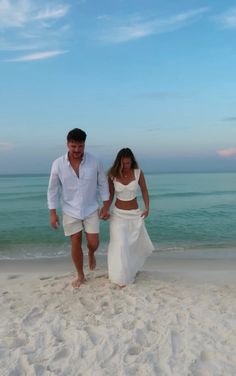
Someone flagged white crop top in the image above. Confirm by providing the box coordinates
[113,169,140,201]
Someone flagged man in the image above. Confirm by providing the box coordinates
[47,128,109,288]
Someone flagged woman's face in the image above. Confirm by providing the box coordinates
[121,157,132,171]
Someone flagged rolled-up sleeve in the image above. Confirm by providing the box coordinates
[97,160,109,201]
[47,160,61,209]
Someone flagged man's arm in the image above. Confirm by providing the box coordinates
[47,161,61,229]
[49,209,60,229]
[99,200,110,220]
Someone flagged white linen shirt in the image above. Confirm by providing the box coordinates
[47,152,109,219]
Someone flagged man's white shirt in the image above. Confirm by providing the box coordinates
[47,152,109,219]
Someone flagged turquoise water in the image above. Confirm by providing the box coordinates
[0,173,236,259]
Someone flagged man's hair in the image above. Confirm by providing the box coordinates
[67,128,87,142]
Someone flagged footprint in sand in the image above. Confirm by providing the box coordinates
[39,276,52,281]
[33,364,45,375]
[113,304,123,315]
[134,329,149,347]
[79,297,96,311]
[170,329,181,357]
[54,275,69,280]
[8,275,20,280]
[101,301,109,309]
[22,307,43,326]
[94,273,108,279]
[84,327,100,346]
[123,345,142,364]
[53,347,68,361]
[123,321,135,330]
[200,350,214,362]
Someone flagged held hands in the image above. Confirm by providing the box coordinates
[50,212,60,229]
[141,208,149,218]
[99,207,110,220]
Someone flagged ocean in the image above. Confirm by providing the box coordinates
[0,172,236,260]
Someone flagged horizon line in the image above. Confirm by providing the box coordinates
[0,170,236,177]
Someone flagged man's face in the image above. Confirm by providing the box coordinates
[67,140,85,159]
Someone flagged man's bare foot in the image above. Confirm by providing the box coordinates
[72,275,86,288]
[88,251,96,270]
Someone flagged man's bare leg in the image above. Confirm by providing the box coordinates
[86,233,99,270]
[70,232,86,287]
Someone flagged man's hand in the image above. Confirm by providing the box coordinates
[50,211,60,229]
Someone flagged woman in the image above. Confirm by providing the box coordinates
[107,148,154,287]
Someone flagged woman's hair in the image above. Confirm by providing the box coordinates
[108,148,139,179]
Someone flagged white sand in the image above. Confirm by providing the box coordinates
[1,253,236,376]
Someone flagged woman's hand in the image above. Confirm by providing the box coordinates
[141,208,149,218]
[99,207,110,220]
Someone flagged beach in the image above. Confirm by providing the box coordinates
[1,252,236,376]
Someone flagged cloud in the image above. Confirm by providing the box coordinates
[139,91,190,100]
[0,142,14,151]
[6,49,68,61]
[147,126,188,132]
[34,5,69,21]
[216,7,236,28]
[222,116,236,122]
[0,0,31,28]
[97,15,110,21]
[0,0,70,60]
[0,1,69,28]
[217,148,236,157]
[98,7,209,44]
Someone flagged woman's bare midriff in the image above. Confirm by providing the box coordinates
[115,198,138,210]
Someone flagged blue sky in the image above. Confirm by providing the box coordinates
[0,0,236,173]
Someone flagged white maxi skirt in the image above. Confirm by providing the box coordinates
[107,207,154,285]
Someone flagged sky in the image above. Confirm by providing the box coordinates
[0,0,236,174]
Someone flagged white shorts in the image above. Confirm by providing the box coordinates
[63,210,99,236]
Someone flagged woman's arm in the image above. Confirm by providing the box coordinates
[139,170,149,218]
[99,176,114,220]
[108,176,115,207]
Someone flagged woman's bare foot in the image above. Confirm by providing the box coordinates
[88,251,96,270]
[72,275,86,288]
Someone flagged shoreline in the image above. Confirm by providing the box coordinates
[1,243,235,263]
[1,252,236,285]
